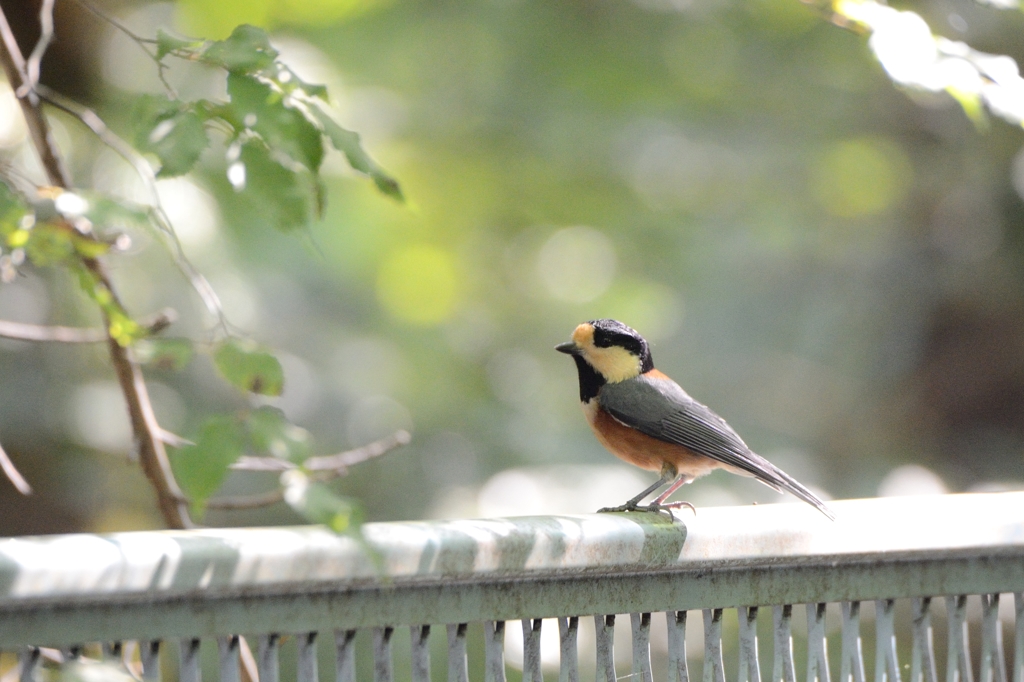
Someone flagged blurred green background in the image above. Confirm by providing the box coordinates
[0,0,1022,535]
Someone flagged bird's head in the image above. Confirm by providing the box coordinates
[556,320,654,398]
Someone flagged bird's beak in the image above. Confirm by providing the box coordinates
[555,341,579,355]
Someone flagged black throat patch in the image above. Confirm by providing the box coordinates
[572,354,606,403]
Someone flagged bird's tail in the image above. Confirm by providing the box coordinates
[747,453,836,521]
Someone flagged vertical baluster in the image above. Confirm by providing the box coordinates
[808,604,831,682]
[631,613,653,682]
[947,596,973,682]
[739,607,761,682]
[595,615,616,682]
[335,630,357,682]
[103,642,123,662]
[411,625,431,682]
[1013,595,1024,682]
[447,624,469,682]
[981,595,1008,682]
[559,617,580,682]
[484,622,506,682]
[141,641,162,682]
[258,635,280,682]
[773,606,796,682]
[667,612,690,682]
[297,633,318,682]
[179,639,202,682]
[218,636,241,682]
[373,627,394,682]
[18,647,40,682]
[705,609,726,682]
[911,598,938,682]
[522,619,543,682]
[875,600,901,682]
[841,603,866,682]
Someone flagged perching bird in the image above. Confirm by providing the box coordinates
[556,319,834,519]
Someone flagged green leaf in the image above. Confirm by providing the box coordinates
[227,73,324,172]
[232,140,312,230]
[283,475,362,533]
[200,25,278,74]
[276,66,328,101]
[213,338,285,395]
[309,105,403,201]
[245,406,312,462]
[23,224,74,266]
[134,96,210,177]
[134,338,194,371]
[155,29,204,61]
[172,415,245,513]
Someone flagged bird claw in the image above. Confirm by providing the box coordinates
[597,501,697,515]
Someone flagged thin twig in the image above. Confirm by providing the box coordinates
[0,6,192,529]
[206,488,284,510]
[230,430,411,472]
[0,438,31,494]
[69,0,177,97]
[305,429,412,471]
[209,430,411,510]
[36,85,228,330]
[19,0,56,98]
[0,319,106,343]
[71,0,155,44]
[0,309,176,343]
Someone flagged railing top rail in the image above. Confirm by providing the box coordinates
[2,491,1022,600]
[1,492,1023,645]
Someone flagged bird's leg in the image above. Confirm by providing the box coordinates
[650,474,696,514]
[598,462,679,513]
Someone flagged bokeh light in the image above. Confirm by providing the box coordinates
[536,226,618,304]
[376,244,460,325]
[811,137,911,217]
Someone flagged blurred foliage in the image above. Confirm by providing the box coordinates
[0,0,1023,536]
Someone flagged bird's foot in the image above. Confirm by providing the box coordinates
[597,501,696,515]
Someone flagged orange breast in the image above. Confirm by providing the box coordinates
[584,401,725,478]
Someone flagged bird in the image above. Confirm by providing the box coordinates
[556,319,835,519]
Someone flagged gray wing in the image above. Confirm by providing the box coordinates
[599,374,834,519]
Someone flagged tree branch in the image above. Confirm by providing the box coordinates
[37,85,228,328]
[0,7,193,529]
[0,309,175,343]
[209,430,411,510]
[0,439,31,495]
[0,8,68,187]
[20,0,56,99]
[304,429,412,471]
[230,429,411,473]
[206,488,284,510]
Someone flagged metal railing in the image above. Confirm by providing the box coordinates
[1,492,1023,682]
